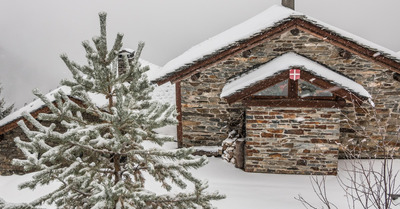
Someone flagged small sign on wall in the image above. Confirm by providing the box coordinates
[290,69,300,80]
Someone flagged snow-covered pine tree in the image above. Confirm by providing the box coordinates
[13,12,224,208]
[0,83,14,120]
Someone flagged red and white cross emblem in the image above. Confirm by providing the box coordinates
[289,69,301,80]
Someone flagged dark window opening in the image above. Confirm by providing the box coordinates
[254,80,288,96]
[298,79,333,97]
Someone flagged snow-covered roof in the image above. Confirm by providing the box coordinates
[0,86,72,128]
[157,5,400,82]
[220,52,371,99]
[0,59,176,131]
[142,59,163,82]
[142,58,176,105]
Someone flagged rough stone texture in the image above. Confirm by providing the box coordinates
[0,127,26,175]
[179,29,400,159]
[0,119,68,175]
[0,113,98,176]
[245,107,340,175]
[339,101,400,158]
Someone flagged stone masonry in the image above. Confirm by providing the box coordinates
[179,28,400,160]
[245,107,340,175]
[0,112,98,175]
[0,127,26,175]
[0,119,68,175]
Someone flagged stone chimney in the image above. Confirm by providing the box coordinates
[118,49,135,76]
[282,0,295,10]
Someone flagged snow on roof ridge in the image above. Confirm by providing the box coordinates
[220,52,371,99]
[119,48,135,54]
[157,4,400,82]
[302,16,400,61]
[159,5,297,80]
[141,59,162,82]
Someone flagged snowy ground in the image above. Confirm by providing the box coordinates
[0,125,399,208]
[1,141,400,209]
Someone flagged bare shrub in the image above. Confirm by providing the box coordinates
[297,98,400,209]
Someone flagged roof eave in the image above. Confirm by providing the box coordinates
[0,96,84,135]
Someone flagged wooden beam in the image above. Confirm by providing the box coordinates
[224,69,365,106]
[300,70,364,104]
[225,71,289,104]
[294,19,400,73]
[243,98,346,108]
[175,82,183,148]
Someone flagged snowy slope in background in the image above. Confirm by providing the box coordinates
[145,59,176,105]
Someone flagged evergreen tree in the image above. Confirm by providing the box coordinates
[13,12,224,208]
[0,83,14,120]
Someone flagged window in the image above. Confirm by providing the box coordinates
[254,80,288,96]
[223,68,365,108]
[244,70,350,108]
[298,79,333,97]
[252,73,336,100]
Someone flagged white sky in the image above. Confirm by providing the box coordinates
[1,0,399,108]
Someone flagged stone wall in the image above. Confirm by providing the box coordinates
[245,107,340,175]
[0,127,26,175]
[0,113,98,175]
[180,72,245,146]
[0,119,67,175]
[340,101,400,158]
[179,28,400,157]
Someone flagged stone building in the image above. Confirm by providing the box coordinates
[0,86,79,175]
[154,5,400,175]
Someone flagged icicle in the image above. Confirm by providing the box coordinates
[368,98,375,107]
[373,52,381,57]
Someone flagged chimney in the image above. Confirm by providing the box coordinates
[282,0,295,10]
[118,48,135,76]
